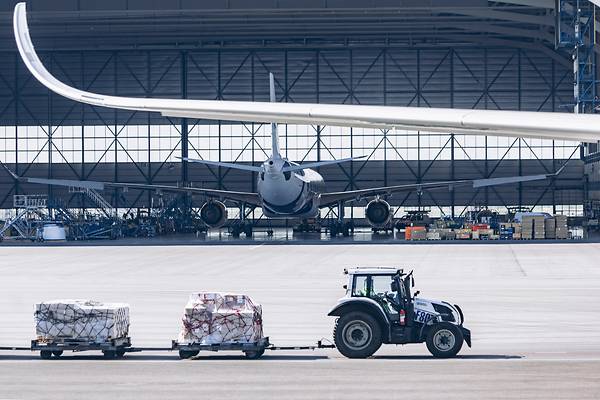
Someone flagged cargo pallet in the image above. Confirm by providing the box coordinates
[173,337,271,359]
[31,337,132,359]
[0,338,335,360]
[172,337,335,359]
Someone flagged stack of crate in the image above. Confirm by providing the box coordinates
[455,228,471,240]
[533,216,545,239]
[544,217,556,239]
[555,215,568,239]
[521,216,534,239]
[411,228,428,241]
[499,223,513,240]
[512,223,522,240]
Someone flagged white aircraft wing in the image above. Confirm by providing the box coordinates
[0,161,261,206]
[13,3,600,143]
[319,166,566,207]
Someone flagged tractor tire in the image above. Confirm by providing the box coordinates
[52,350,63,358]
[426,322,464,358]
[40,350,53,360]
[334,311,382,359]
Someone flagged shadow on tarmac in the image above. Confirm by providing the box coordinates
[373,354,523,360]
[0,354,330,361]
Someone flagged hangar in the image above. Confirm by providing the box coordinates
[2,3,600,399]
[0,0,598,238]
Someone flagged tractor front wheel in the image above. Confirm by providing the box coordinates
[426,322,464,358]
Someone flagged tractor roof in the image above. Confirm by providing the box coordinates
[345,267,403,276]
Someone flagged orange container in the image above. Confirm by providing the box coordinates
[404,226,426,240]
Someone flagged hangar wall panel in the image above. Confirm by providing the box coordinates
[0,46,582,214]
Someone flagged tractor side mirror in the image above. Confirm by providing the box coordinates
[411,276,415,287]
[343,284,348,290]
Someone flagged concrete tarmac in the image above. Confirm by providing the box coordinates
[0,243,599,399]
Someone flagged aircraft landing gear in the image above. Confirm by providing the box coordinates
[329,220,354,238]
[328,201,354,238]
[229,202,254,238]
[230,221,253,238]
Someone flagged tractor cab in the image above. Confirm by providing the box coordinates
[346,267,411,322]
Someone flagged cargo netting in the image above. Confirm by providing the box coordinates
[35,300,129,343]
[178,293,263,345]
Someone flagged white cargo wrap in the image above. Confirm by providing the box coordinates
[177,293,263,345]
[35,300,130,343]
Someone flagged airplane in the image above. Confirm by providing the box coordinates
[2,3,588,236]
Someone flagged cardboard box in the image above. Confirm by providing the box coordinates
[178,293,263,345]
[35,300,129,343]
[411,229,428,240]
[426,232,441,240]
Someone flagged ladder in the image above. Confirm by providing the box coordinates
[69,187,115,218]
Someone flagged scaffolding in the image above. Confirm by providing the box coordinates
[556,0,598,114]
[0,195,48,241]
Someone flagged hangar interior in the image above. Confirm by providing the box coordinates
[0,0,598,238]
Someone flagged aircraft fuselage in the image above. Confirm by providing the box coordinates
[258,157,324,219]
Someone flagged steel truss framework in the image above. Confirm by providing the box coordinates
[0,45,584,218]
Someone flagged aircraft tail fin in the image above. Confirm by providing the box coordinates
[269,73,281,160]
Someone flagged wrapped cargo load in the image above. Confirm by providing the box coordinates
[178,293,263,345]
[35,300,130,343]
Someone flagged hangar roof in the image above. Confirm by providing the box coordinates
[0,0,561,53]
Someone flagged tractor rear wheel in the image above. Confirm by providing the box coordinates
[334,311,382,358]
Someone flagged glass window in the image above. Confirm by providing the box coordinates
[352,275,369,297]
[371,275,392,297]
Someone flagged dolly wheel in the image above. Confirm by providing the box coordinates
[116,348,126,358]
[244,349,265,359]
[52,350,63,358]
[178,350,199,359]
[102,350,117,359]
[40,350,53,360]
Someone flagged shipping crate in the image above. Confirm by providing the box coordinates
[426,232,441,240]
[411,229,428,240]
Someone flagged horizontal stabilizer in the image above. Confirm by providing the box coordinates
[179,157,263,172]
[282,156,366,173]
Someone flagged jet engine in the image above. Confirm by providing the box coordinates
[365,199,393,228]
[200,201,227,228]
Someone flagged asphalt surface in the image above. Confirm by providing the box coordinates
[0,243,599,399]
